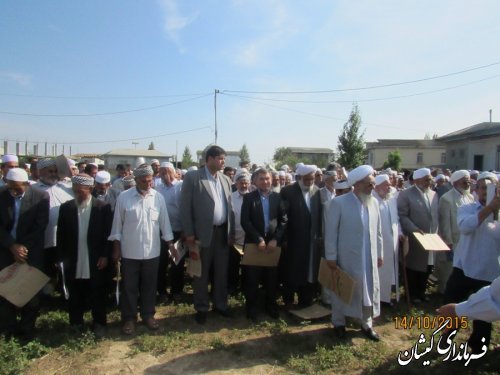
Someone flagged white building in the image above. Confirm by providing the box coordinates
[101,149,173,170]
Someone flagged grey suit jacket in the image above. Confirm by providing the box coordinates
[180,167,233,248]
[397,185,438,272]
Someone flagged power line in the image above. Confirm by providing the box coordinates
[0,94,212,117]
[221,60,500,94]
[2,125,213,145]
[221,73,500,104]
[0,92,210,100]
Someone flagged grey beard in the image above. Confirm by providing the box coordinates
[457,187,470,195]
[41,177,57,186]
[358,192,373,206]
[298,181,313,193]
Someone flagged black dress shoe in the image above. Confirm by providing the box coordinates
[361,327,380,342]
[213,308,233,318]
[195,311,207,324]
[334,326,346,340]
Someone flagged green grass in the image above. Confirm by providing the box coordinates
[131,330,194,356]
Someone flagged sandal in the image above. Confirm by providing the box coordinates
[144,317,159,331]
[122,320,136,335]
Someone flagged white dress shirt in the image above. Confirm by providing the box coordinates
[155,179,183,232]
[108,187,174,260]
[453,201,500,282]
[455,275,500,322]
[205,167,227,226]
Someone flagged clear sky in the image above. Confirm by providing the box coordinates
[1,0,499,165]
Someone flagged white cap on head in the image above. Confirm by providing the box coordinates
[471,170,479,176]
[280,164,289,171]
[160,162,174,169]
[334,180,350,190]
[347,165,374,187]
[325,170,337,177]
[2,154,18,164]
[375,174,390,186]
[95,171,111,184]
[296,164,317,176]
[135,157,146,168]
[413,168,431,180]
[295,162,304,171]
[278,171,286,177]
[450,170,469,184]
[181,169,187,175]
[6,168,28,182]
[435,174,446,182]
[188,166,198,171]
[151,159,160,165]
[67,159,76,166]
[477,171,498,183]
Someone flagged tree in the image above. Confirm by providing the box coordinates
[148,141,155,150]
[272,147,312,170]
[181,146,195,167]
[239,144,250,165]
[382,150,402,171]
[337,105,366,169]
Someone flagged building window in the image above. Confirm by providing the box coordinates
[417,152,423,164]
[441,153,446,164]
[450,149,456,158]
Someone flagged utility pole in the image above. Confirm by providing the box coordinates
[214,89,219,144]
[132,142,139,149]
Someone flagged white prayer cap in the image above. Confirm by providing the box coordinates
[95,171,111,184]
[296,164,317,176]
[325,170,337,177]
[471,170,479,175]
[278,171,286,177]
[413,168,431,180]
[450,170,469,184]
[235,168,248,178]
[280,164,289,171]
[2,154,18,163]
[315,168,323,175]
[385,168,393,174]
[150,159,160,165]
[37,158,56,170]
[160,161,174,169]
[88,162,98,168]
[477,171,498,183]
[188,166,198,171]
[375,174,390,186]
[334,180,350,190]
[6,168,28,182]
[72,174,94,186]
[181,169,187,175]
[435,174,446,182]
[347,165,374,187]
[295,162,304,170]
[135,157,146,168]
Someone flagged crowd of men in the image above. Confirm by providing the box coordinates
[0,147,498,354]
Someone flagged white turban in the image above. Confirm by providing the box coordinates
[160,162,174,169]
[413,168,431,180]
[2,154,18,163]
[334,180,350,190]
[375,174,390,186]
[95,171,111,184]
[477,171,498,183]
[347,165,374,187]
[6,168,28,182]
[450,170,469,184]
[296,164,317,176]
[295,162,304,171]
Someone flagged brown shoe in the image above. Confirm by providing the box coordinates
[122,320,136,335]
[143,317,159,331]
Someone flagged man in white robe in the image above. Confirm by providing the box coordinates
[325,165,383,341]
[372,174,402,305]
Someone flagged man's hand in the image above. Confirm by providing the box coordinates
[377,257,383,268]
[266,239,278,252]
[112,241,121,264]
[10,243,28,263]
[185,235,196,246]
[436,303,457,318]
[189,250,199,261]
[258,240,266,251]
[97,257,108,270]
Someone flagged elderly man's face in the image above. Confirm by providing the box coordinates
[73,183,93,203]
[39,165,58,185]
[136,175,153,192]
[1,161,18,177]
[416,174,433,191]
[235,178,249,194]
[151,163,160,174]
[357,175,376,195]
[8,180,28,198]
[301,173,315,187]
[95,182,109,195]
[374,180,391,198]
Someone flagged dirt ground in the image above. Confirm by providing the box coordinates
[22,295,499,375]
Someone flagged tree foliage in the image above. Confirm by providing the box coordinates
[148,142,155,150]
[181,146,195,167]
[239,144,250,164]
[382,150,402,171]
[272,147,312,170]
[336,105,366,169]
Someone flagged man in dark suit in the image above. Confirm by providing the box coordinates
[57,174,112,337]
[0,168,49,338]
[180,145,233,324]
[241,169,287,321]
[280,165,322,308]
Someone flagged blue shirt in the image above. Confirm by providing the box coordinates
[205,167,227,226]
[259,191,270,234]
[10,193,25,240]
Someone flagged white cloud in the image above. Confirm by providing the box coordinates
[0,71,32,88]
[158,0,199,53]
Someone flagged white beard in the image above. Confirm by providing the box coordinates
[298,181,313,193]
[359,192,373,206]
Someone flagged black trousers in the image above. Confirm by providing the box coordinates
[227,245,243,294]
[444,267,492,351]
[121,257,160,321]
[67,278,107,326]
[245,265,278,313]
[406,267,429,300]
[282,282,315,307]
[157,232,185,296]
[0,295,40,336]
